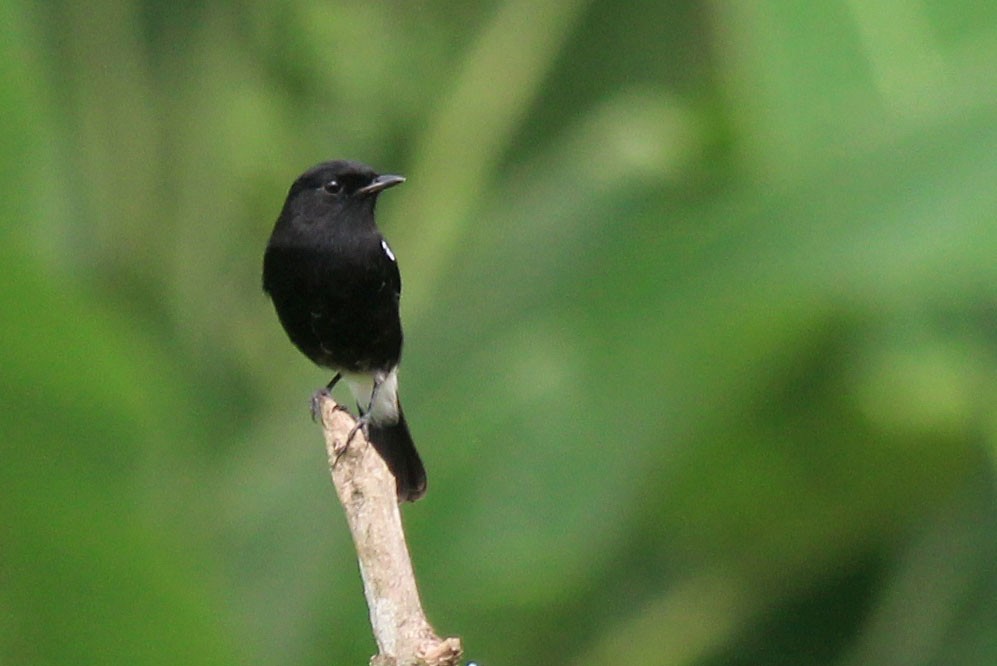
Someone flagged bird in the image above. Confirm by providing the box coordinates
[262,159,426,502]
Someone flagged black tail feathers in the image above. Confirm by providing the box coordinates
[366,405,426,502]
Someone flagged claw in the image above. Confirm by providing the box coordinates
[346,411,370,445]
[328,406,369,467]
[310,387,331,423]
[310,373,343,423]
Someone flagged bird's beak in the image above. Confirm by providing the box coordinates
[357,174,406,196]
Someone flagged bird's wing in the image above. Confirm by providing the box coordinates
[379,237,402,298]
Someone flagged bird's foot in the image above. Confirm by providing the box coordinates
[310,372,343,422]
[310,387,331,423]
[347,411,371,446]
[328,411,370,466]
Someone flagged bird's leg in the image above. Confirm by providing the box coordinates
[347,376,382,445]
[310,372,343,422]
[326,373,344,392]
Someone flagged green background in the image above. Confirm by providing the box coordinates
[3,1,996,664]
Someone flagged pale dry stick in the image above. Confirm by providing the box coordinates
[317,396,463,666]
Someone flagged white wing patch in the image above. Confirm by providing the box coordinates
[380,239,396,262]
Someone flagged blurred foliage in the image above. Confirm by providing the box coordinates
[2,0,996,664]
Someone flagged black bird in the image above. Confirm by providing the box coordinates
[263,160,426,502]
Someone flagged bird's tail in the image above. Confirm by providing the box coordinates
[367,403,427,502]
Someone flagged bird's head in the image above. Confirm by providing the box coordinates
[283,159,405,224]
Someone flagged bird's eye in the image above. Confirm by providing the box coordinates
[322,179,343,195]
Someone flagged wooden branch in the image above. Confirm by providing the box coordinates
[316,396,463,666]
